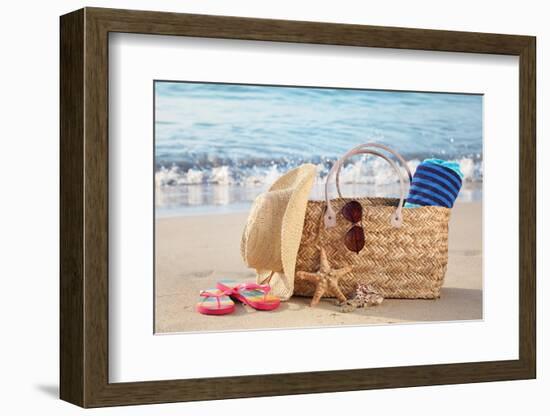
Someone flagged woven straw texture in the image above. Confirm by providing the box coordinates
[294,198,451,299]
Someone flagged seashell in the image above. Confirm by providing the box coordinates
[356,284,384,306]
[339,299,360,313]
[364,293,384,306]
[338,283,384,312]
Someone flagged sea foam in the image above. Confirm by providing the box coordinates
[155,156,482,190]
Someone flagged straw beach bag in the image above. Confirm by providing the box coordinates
[294,143,451,299]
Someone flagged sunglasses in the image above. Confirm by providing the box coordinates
[341,200,365,253]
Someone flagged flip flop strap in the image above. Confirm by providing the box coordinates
[233,283,271,301]
[200,290,228,308]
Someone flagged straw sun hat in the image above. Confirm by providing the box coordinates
[240,164,316,300]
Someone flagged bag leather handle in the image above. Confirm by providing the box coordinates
[324,144,411,229]
[335,143,413,196]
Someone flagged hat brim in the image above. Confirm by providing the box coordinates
[279,164,316,297]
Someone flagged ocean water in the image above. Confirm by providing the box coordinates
[155,81,482,216]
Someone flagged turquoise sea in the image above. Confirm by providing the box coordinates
[155,81,482,216]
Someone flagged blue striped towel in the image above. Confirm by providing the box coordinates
[405,159,463,208]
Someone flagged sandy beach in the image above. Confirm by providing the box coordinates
[155,202,482,333]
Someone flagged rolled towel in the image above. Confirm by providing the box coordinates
[405,158,463,208]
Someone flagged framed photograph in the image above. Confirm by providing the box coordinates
[60,7,536,408]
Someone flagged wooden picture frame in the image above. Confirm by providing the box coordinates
[60,7,536,408]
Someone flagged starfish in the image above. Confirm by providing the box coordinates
[296,246,352,307]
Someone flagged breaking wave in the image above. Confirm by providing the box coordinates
[155,156,482,189]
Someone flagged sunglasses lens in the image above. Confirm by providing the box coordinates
[344,225,365,253]
[341,200,362,223]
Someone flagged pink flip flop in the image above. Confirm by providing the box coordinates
[196,288,235,315]
[216,280,281,311]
